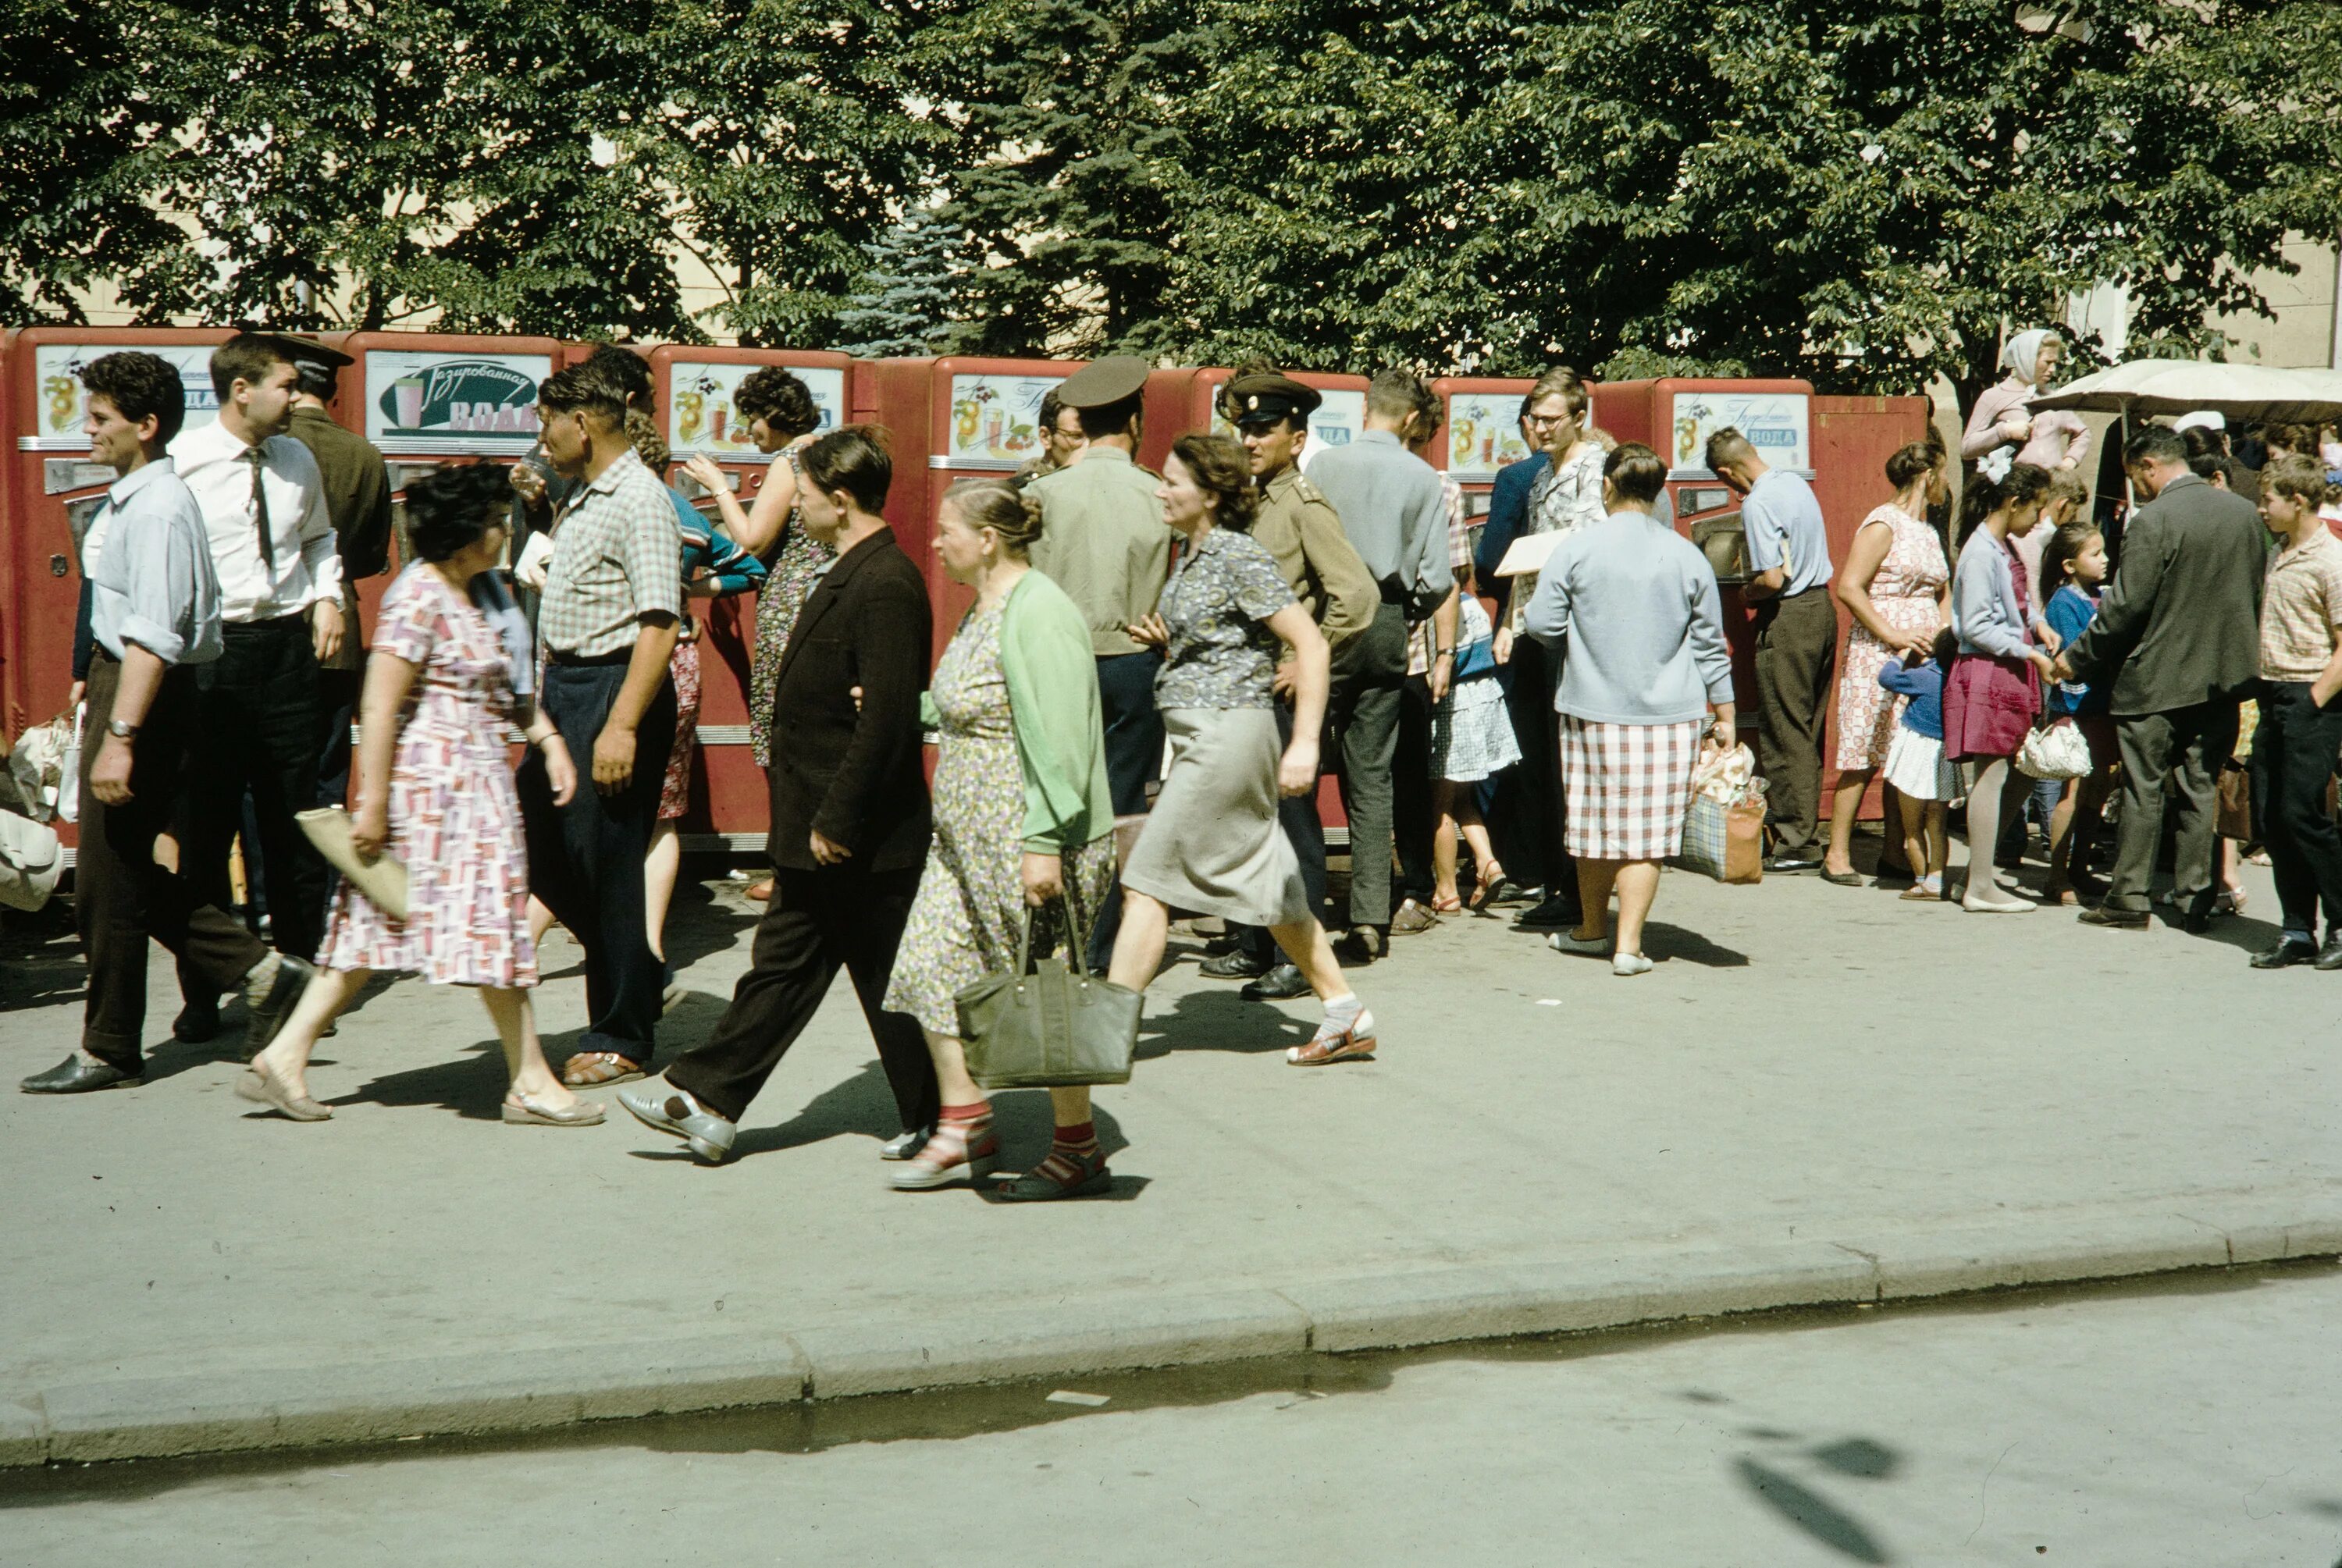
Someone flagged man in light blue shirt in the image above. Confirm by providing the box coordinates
[1708,427,1838,873]
[23,353,314,1097]
[1306,369,1457,955]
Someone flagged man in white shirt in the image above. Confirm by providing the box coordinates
[168,333,344,1001]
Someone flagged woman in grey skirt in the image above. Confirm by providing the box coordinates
[1117,436,1376,1066]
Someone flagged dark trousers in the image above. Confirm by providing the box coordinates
[316,664,363,812]
[2250,683,2342,940]
[1087,649,1163,971]
[665,865,939,1132]
[518,659,676,1062]
[1753,588,1838,855]
[1235,702,1329,963]
[1489,633,1571,900]
[1395,670,1438,907]
[1330,601,1408,928]
[2105,699,2237,915]
[79,655,270,1069]
[179,616,330,961]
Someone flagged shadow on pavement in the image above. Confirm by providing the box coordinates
[1135,987,1312,1061]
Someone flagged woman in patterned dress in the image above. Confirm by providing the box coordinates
[239,465,600,1125]
[1117,439,1376,1066]
[1822,441,1953,882]
[881,482,1119,1193]
[678,368,830,902]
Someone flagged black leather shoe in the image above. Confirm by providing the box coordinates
[20,1054,142,1094]
[242,955,316,1054]
[2317,936,2342,972]
[2077,904,2150,930]
[1764,854,1824,875]
[173,1001,222,1044]
[1511,894,1583,932]
[1240,962,1310,1001]
[1198,949,1271,980]
[2252,937,2319,969]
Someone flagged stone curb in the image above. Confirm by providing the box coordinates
[9,1201,2337,1469]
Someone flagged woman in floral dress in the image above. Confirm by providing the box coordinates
[678,368,831,901]
[1822,441,1952,883]
[238,465,599,1128]
[882,482,1118,1193]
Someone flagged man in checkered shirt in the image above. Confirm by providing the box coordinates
[518,362,682,1086]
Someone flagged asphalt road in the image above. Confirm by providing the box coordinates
[9,1263,2340,1566]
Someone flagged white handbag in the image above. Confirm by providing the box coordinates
[2016,718,2091,781]
[0,807,63,912]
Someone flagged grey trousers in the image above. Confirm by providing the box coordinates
[2105,699,2238,915]
[1330,601,1408,928]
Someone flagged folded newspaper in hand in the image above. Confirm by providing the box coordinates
[296,807,409,921]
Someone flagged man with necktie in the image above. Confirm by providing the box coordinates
[168,333,344,1011]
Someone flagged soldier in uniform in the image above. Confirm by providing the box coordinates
[1027,356,1171,969]
[1199,372,1379,999]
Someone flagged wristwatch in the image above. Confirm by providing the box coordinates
[105,717,139,740]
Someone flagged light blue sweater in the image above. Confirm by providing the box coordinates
[1524,510,1735,725]
[1952,528,2031,660]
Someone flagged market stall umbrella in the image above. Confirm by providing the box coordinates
[2030,361,2342,425]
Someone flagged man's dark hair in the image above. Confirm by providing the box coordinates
[802,424,893,514]
[1365,368,1430,422]
[538,364,629,429]
[1038,388,1066,433]
[2124,425,2188,469]
[1603,442,1669,504]
[81,351,187,445]
[209,332,294,402]
[583,343,653,411]
[734,367,820,438]
[1407,379,1444,443]
[404,463,511,563]
[293,360,338,401]
[1075,392,1143,441]
[1703,426,1757,472]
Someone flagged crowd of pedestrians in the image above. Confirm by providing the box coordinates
[20,329,2342,1199]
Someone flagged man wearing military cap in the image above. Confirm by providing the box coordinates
[1200,372,1379,997]
[276,334,393,828]
[1028,355,1170,969]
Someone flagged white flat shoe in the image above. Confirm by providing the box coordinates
[1549,930,1611,956]
[1611,952,1653,976]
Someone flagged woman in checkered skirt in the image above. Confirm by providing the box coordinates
[1522,444,1736,976]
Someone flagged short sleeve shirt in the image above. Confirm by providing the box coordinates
[2259,528,2342,681]
[537,449,685,658]
[1153,527,1297,710]
[1742,468,1834,596]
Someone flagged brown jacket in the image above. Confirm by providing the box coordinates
[1251,466,1376,652]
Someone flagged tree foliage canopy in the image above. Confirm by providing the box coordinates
[5,0,2336,396]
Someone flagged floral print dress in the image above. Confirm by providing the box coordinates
[884,599,1119,1037]
[1834,505,1950,770]
[318,566,536,988]
[749,447,835,769]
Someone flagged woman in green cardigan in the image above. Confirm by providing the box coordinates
[882,481,1119,1193]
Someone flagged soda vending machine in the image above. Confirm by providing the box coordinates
[343,330,562,514]
[653,345,852,853]
[2,327,234,819]
[859,356,1077,657]
[1429,376,1537,510]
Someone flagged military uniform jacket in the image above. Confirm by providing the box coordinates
[1251,467,1377,653]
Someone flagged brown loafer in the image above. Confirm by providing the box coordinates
[1389,900,1441,935]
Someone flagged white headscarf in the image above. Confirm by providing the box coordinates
[2002,329,2054,386]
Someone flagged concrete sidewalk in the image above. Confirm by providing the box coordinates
[4,849,2337,1464]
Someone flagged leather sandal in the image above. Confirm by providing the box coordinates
[560,1051,647,1087]
[1468,861,1506,912]
[992,1148,1111,1202]
[234,1065,332,1122]
[1287,1021,1376,1067]
[502,1093,606,1127]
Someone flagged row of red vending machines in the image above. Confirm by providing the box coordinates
[2,328,1928,854]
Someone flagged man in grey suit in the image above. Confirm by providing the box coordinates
[2054,425,2266,931]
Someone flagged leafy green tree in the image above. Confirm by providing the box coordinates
[632,0,947,347]
[917,0,1208,357]
[836,204,970,357]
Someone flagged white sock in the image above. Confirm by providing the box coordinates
[1319,993,1369,1037]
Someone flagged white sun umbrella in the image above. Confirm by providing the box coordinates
[2029,361,2342,425]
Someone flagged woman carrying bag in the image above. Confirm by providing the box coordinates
[882,482,1122,1194]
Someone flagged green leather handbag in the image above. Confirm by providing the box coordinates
[956,898,1141,1090]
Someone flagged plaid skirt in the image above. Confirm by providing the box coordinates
[1559,715,1703,861]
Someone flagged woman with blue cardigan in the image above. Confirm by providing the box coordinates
[1945,464,2058,912]
[882,481,1121,1195]
[1525,443,1736,976]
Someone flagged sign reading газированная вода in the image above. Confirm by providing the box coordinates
[365,350,552,454]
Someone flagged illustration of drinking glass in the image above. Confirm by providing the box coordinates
[711,406,728,444]
[393,379,426,430]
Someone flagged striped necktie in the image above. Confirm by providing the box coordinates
[242,444,273,576]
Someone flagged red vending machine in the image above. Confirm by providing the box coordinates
[2,327,233,809]
[1428,376,1537,510]
[860,356,1078,657]
[652,345,852,853]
